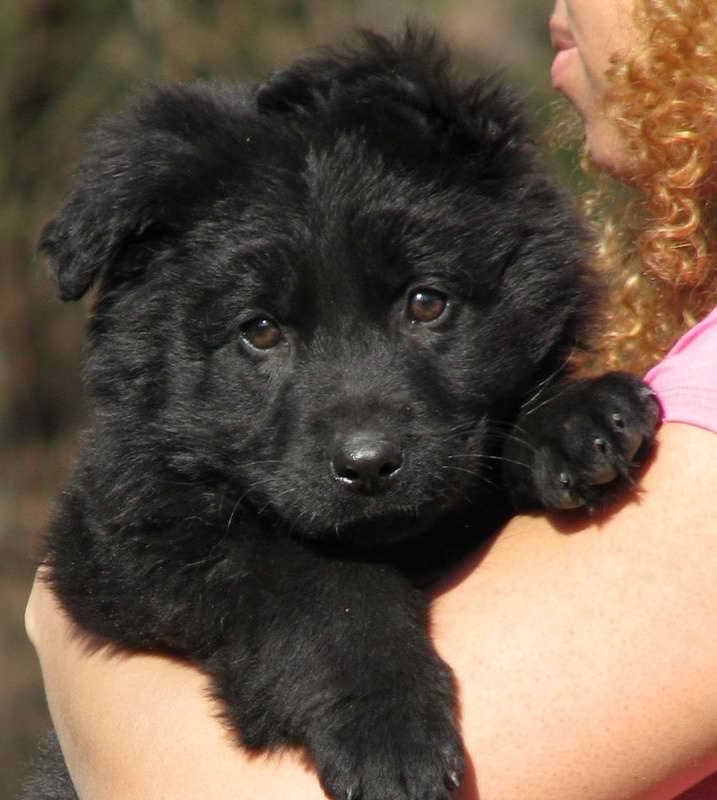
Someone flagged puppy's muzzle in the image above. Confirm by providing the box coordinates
[331,431,403,495]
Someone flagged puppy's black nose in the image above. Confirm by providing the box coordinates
[331,432,403,494]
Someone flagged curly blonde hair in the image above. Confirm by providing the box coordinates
[586,0,717,373]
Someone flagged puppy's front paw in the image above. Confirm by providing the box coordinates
[517,372,660,510]
[310,694,464,800]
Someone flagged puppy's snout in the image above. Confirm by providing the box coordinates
[331,432,403,494]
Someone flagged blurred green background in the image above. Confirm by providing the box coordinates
[1,0,562,794]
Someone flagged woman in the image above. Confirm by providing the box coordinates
[25,0,717,797]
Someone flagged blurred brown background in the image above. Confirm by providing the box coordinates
[1,0,560,794]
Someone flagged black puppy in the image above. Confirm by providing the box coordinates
[29,28,658,800]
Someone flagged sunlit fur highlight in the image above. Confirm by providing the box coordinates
[584,0,717,373]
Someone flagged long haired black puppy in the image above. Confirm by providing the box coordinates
[26,27,658,800]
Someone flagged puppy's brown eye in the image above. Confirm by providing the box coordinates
[407,288,447,323]
[242,317,283,350]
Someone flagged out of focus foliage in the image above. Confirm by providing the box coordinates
[1,1,558,794]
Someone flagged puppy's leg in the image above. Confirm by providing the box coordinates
[48,507,463,800]
[20,731,78,800]
[207,543,465,800]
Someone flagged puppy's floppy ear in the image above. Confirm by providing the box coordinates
[256,25,530,169]
[40,144,156,303]
[40,84,251,301]
[40,113,174,302]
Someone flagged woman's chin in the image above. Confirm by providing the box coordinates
[585,120,635,179]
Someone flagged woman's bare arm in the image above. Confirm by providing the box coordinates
[25,423,717,799]
[432,422,717,799]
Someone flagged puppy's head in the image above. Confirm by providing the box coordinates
[42,28,594,546]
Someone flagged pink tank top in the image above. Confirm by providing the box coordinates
[644,307,717,433]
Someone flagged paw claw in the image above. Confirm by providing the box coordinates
[446,770,461,790]
[610,412,625,430]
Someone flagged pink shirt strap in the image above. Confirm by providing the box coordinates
[644,307,717,434]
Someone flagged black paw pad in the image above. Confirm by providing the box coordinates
[514,372,661,511]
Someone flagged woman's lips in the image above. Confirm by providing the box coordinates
[550,46,577,89]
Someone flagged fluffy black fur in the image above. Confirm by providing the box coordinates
[27,28,659,800]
